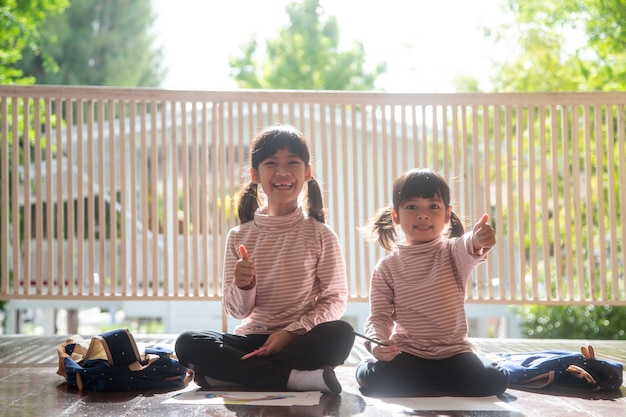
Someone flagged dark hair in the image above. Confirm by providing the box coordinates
[369,168,464,251]
[237,124,326,223]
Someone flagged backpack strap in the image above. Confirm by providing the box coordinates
[89,328,142,366]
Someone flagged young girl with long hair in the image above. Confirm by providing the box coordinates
[175,124,354,394]
[356,168,509,397]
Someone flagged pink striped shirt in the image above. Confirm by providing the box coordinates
[222,206,348,335]
[364,234,489,359]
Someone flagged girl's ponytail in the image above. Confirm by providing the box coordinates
[447,211,465,238]
[305,177,326,223]
[370,207,397,252]
[237,181,259,223]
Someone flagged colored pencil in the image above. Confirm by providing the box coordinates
[353,332,388,346]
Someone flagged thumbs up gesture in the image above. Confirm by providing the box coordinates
[472,214,495,254]
[234,245,256,289]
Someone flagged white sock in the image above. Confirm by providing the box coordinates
[287,367,342,394]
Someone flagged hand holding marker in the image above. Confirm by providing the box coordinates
[241,346,268,360]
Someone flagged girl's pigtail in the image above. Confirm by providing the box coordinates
[448,211,465,238]
[372,207,397,252]
[305,177,326,223]
[237,182,259,223]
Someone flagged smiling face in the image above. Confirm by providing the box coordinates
[251,147,311,216]
[392,195,452,245]
[390,169,454,244]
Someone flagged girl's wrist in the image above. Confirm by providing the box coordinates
[471,235,484,255]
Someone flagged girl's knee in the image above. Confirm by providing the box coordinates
[355,360,375,390]
[175,330,221,361]
[492,366,510,395]
[174,331,196,359]
[327,320,355,341]
[472,365,509,396]
[334,319,354,333]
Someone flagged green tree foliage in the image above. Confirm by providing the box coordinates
[0,0,69,84]
[489,0,626,338]
[17,0,165,87]
[513,305,626,339]
[229,0,386,90]
[488,0,626,91]
[1,0,68,322]
[452,75,481,93]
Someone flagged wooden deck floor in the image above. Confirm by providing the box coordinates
[1,335,624,417]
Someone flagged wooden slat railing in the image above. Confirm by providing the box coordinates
[1,86,624,305]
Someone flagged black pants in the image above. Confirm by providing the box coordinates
[355,351,510,397]
[175,320,355,390]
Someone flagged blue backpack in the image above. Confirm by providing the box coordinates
[57,328,190,392]
[491,345,623,391]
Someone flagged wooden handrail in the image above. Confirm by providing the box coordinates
[1,86,624,305]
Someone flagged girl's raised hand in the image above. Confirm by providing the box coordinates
[234,245,256,289]
[472,214,496,253]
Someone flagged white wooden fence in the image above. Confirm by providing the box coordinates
[1,86,624,307]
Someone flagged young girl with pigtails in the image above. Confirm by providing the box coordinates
[356,168,510,397]
[175,124,354,394]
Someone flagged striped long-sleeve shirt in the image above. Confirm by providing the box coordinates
[222,206,348,335]
[364,234,489,359]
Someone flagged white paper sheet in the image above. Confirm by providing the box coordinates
[365,395,514,411]
[163,390,322,406]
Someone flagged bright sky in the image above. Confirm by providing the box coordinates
[152,0,509,92]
